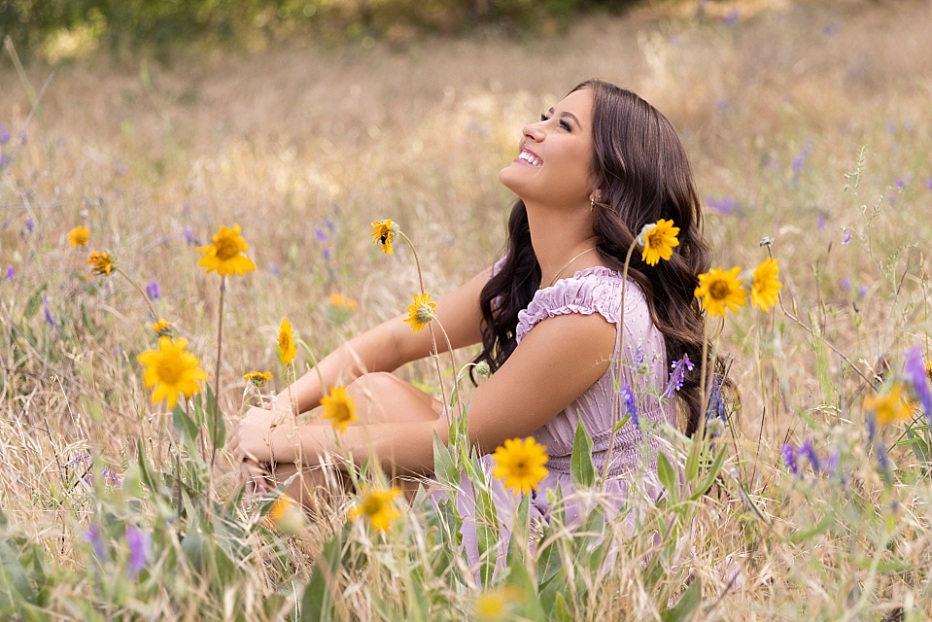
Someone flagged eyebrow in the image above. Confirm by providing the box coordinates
[548,107,582,129]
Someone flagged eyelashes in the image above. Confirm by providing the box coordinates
[539,113,572,131]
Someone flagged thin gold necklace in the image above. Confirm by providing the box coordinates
[545,245,599,288]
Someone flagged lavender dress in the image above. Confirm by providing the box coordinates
[451,265,675,567]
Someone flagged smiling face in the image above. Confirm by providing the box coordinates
[498,88,596,209]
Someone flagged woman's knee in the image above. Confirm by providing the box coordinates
[345,371,440,423]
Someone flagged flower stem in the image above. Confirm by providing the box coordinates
[210,276,225,471]
[115,267,159,322]
[601,242,638,490]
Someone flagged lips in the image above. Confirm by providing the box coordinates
[516,148,542,167]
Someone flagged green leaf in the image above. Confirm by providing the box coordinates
[554,592,573,622]
[302,534,342,622]
[23,286,45,320]
[506,551,546,622]
[660,577,702,622]
[173,405,199,446]
[786,515,833,544]
[901,427,931,464]
[570,418,596,489]
[474,481,500,589]
[690,445,728,501]
[0,538,36,611]
[656,451,677,499]
[204,384,225,451]
[432,430,458,488]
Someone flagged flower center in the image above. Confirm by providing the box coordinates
[709,280,731,300]
[215,237,241,261]
[415,305,434,324]
[157,355,183,384]
[513,459,528,476]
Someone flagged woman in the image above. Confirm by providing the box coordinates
[229,79,713,523]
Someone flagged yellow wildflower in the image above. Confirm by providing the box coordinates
[639,219,679,266]
[370,219,395,255]
[137,336,208,409]
[243,371,273,386]
[405,292,436,334]
[149,318,172,336]
[320,385,358,433]
[278,318,297,364]
[474,586,522,622]
[864,384,914,426]
[751,258,782,312]
[68,226,91,248]
[86,251,113,277]
[327,292,359,312]
[695,266,747,318]
[491,437,549,496]
[196,224,256,277]
[348,487,402,532]
[268,494,305,535]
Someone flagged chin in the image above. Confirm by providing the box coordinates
[498,164,526,197]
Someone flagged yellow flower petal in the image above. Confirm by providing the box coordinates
[86,251,114,277]
[370,220,395,255]
[751,258,782,312]
[404,292,436,334]
[278,318,297,364]
[68,226,91,248]
[136,336,208,409]
[863,384,914,426]
[320,385,357,433]
[196,224,256,277]
[640,219,680,266]
[694,266,748,318]
[348,487,402,532]
[491,437,549,495]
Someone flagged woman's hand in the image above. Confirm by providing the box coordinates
[229,406,294,464]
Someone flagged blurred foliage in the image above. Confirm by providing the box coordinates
[0,0,642,59]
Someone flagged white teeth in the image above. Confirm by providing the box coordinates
[519,150,541,166]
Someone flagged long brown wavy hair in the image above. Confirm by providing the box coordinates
[474,79,719,436]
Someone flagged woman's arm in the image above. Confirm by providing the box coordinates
[267,264,494,415]
[242,311,617,473]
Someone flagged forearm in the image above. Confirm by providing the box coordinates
[271,418,446,476]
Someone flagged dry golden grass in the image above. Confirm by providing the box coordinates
[1,0,932,619]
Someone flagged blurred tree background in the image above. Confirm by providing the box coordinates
[0,0,647,60]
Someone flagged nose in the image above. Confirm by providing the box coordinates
[523,121,545,143]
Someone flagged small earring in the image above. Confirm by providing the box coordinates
[590,197,595,212]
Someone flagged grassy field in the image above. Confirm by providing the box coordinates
[2,0,932,619]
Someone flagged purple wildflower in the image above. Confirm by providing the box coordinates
[18,129,26,145]
[324,217,336,231]
[42,296,58,330]
[0,154,10,171]
[707,196,737,215]
[103,467,121,487]
[126,526,151,579]
[323,248,332,261]
[858,285,868,299]
[145,279,160,300]
[792,138,812,180]
[0,123,9,144]
[4,265,13,280]
[895,177,906,189]
[706,376,727,423]
[927,177,932,191]
[866,413,876,443]
[26,218,33,233]
[798,439,820,472]
[841,228,851,244]
[269,262,281,278]
[781,444,798,475]
[904,347,932,417]
[314,226,328,242]
[182,226,197,246]
[876,444,891,484]
[633,345,645,368]
[840,278,851,291]
[84,525,106,559]
[816,214,827,230]
[622,385,639,429]
[663,354,694,398]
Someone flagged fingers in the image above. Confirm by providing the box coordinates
[241,460,268,496]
